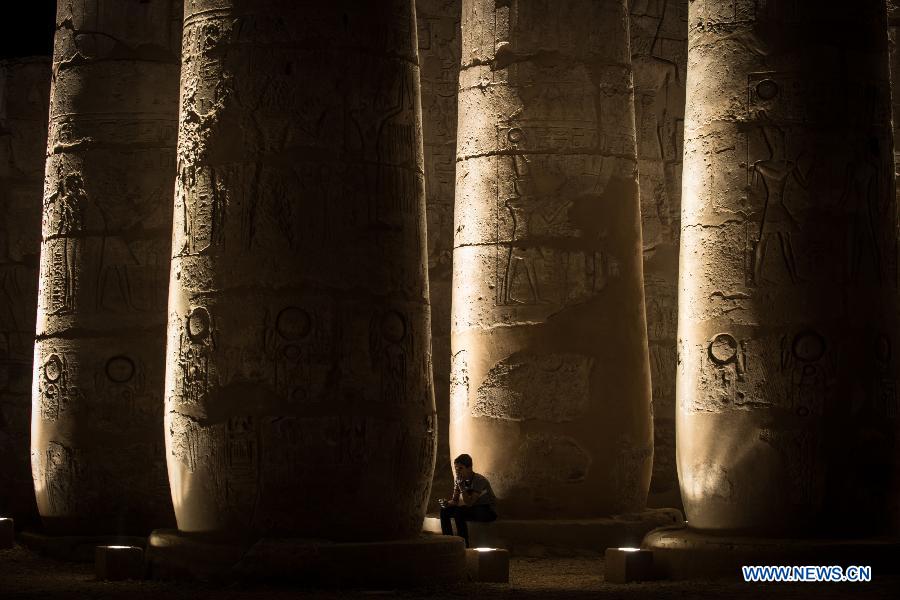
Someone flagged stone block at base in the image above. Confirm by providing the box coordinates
[95,545,144,581]
[644,524,900,580]
[423,508,683,556]
[604,547,654,583]
[148,529,467,587]
[0,519,14,549]
[465,547,509,582]
[18,531,148,562]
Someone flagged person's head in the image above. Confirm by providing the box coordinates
[453,453,474,480]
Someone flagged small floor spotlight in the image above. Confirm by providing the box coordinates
[95,545,144,581]
[604,547,654,583]
[0,518,13,549]
[465,547,509,582]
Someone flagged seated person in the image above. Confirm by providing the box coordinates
[439,453,497,547]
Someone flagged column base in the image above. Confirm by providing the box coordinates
[643,524,900,580]
[147,529,467,587]
[18,531,147,562]
[423,508,683,556]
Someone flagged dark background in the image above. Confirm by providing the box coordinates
[0,1,56,59]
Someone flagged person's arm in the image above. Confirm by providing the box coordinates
[447,480,461,506]
[460,476,489,506]
[460,488,484,506]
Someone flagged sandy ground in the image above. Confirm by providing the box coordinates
[2,543,899,599]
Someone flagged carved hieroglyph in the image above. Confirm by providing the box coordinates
[165,0,436,541]
[31,0,180,534]
[629,0,687,507]
[417,0,461,511]
[679,0,899,534]
[451,0,653,518]
[0,58,49,524]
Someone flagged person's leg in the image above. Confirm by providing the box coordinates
[440,506,456,536]
[453,506,473,547]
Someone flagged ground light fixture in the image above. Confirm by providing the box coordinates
[0,518,13,549]
[605,547,654,583]
[466,547,510,582]
[94,545,144,581]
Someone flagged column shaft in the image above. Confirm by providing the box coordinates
[32,0,181,534]
[0,57,49,525]
[166,0,436,541]
[452,0,653,518]
[417,0,462,512]
[629,0,688,508]
[679,0,899,535]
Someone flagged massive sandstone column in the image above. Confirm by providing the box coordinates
[890,2,900,275]
[629,0,687,509]
[451,0,653,517]
[164,0,441,544]
[31,0,181,534]
[0,58,49,525]
[676,0,899,535]
[417,0,461,511]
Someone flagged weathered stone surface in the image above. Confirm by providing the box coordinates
[629,0,686,509]
[451,0,653,518]
[18,530,147,563]
[645,525,900,579]
[678,0,899,535]
[0,57,48,526]
[31,0,180,534]
[417,0,461,512]
[423,508,683,556]
[473,352,592,422]
[890,1,900,530]
[147,530,466,585]
[165,0,436,542]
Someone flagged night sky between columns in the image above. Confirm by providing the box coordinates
[0,1,55,60]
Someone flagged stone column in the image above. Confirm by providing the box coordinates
[889,2,900,319]
[452,0,653,518]
[416,0,461,512]
[0,57,49,526]
[31,0,181,535]
[675,0,898,536]
[629,0,687,509]
[161,1,456,563]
